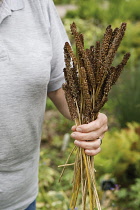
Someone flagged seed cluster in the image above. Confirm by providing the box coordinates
[63,22,130,123]
[61,22,130,210]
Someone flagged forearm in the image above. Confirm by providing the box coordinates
[47,88,71,120]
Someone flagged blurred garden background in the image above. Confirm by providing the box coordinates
[37,0,140,209]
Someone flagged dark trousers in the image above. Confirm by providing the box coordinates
[25,200,36,210]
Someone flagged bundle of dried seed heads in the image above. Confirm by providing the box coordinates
[60,22,130,210]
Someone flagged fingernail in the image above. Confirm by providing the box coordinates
[71,125,76,131]
[74,140,79,145]
[71,132,76,138]
[76,127,82,132]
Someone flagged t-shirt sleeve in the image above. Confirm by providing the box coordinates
[47,0,69,92]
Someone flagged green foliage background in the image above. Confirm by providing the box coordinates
[37,0,140,209]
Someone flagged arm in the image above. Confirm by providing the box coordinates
[48,88,108,156]
[48,88,71,120]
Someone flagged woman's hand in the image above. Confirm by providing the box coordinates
[71,113,108,156]
[48,89,108,156]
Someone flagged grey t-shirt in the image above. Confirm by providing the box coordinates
[0,0,68,209]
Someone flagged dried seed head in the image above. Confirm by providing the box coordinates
[95,41,102,85]
[70,24,96,89]
[101,25,113,62]
[103,69,115,96]
[106,23,127,67]
[64,42,78,67]
[112,52,131,85]
[70,22,77,36]
[110,27,119,46]
[94,95,108,114]
[62,84,78,120]
[80,67,92,118]
[79,33,84,47]
[63,22,130,125]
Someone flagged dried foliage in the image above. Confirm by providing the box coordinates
[60,22,130,210]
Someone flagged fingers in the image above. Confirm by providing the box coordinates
[71,125,106,141]
[71,113,108,133]
[74,138,102,156]
[71,112,108,156]
[74,138,101,150]
[71,125,77,131]
[71,113,108,141]
[85,147,101,156]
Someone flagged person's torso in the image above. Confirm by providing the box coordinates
[0,0,52,209]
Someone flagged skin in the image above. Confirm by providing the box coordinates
[48,88,108,156]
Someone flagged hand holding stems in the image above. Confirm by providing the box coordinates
[71,113,108,156]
